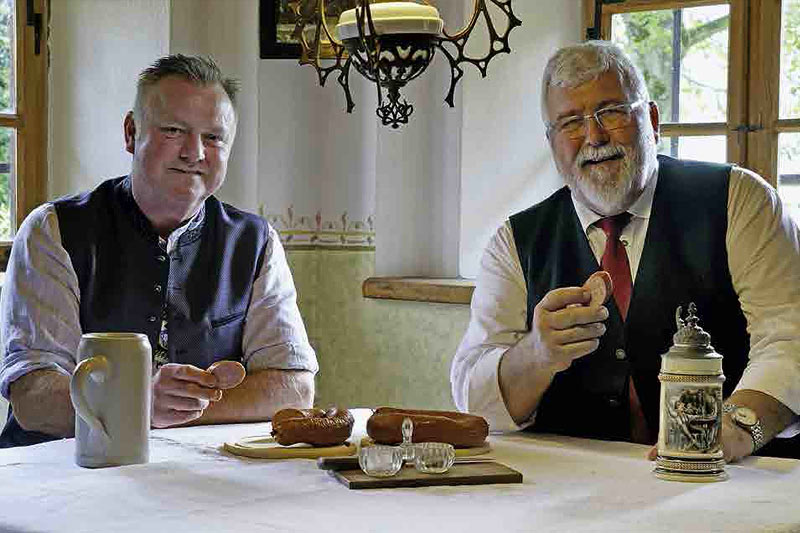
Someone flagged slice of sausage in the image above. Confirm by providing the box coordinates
[207,360,246,389]
[583,270,613,307]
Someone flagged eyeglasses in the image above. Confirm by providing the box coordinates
[547,100,646,140]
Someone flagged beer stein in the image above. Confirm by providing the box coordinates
[654,303,726,482]
[70,333,152,468]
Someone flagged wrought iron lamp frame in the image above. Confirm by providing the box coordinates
[288,0,522,128]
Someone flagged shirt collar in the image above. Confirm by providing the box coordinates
[161,205,205,254]
[570,165,659,233]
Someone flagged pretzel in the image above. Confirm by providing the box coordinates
[366,407,489,448]
[271,408,354,447]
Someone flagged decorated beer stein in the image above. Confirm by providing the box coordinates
[654,303,726,482]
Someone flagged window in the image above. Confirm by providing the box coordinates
[0,0,47,269]
[588,0,800,225]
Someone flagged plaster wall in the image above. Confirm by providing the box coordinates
[48,0,170,198]
[459,1,584,277]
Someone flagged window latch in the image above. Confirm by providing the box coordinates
[26,0,42,56]
[733,123,763,133]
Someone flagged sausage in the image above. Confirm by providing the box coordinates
[207,360,246,389]
[584,270,613,307]
[271,407,354,447]
[367,407,489,448]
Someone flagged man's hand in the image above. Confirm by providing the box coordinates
[151,363,222,428]
[646,418,754,463]
[499,286,609,424]
[720,416,755,463]
[527,287,609,372]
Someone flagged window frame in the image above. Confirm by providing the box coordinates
[585,0,790,188]
[0,0,48,270]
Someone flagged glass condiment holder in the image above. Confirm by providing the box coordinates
[358,445,403,477]
[414,442,455,474]
[400,417,416,462]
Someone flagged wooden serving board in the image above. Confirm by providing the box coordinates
[331,461,522,490]
[224,436,356,459]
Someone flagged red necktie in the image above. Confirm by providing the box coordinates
[595,214,651,444]
[596,214,633,320]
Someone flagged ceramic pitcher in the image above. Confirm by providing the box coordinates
[70,333,151,468]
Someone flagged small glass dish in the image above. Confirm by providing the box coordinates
[413,442,455,474]
[358,445,403,478]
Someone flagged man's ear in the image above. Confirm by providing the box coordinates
[124,111,136,154]
[648,101,660,143]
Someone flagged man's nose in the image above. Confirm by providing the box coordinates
[180,133,205,163]
[584,116,609,146]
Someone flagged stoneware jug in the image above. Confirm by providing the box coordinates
[70,333,152,468]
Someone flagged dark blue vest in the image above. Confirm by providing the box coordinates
[511,155,765,443]
[1,176,269,447]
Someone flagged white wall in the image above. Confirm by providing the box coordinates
[459,1,584,277]
[170,0,261,213]
[48,0,170,198]
[374,2,466,277]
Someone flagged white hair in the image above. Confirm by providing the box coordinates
[541,40,650,125]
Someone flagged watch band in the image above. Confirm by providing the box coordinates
[723,403,765,451]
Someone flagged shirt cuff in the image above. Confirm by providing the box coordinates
[467,346,535,433]
[734,356,800,417]
[0,356,72,399]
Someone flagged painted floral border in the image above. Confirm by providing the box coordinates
[266,206,375,249]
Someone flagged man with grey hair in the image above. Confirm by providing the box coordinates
[451,41,800,461]
[0,54,318,447]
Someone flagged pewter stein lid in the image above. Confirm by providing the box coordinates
[663,303,722,362]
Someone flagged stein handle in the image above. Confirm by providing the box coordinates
[70,356,112,447]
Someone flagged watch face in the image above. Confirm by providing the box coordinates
[733,407,758,427]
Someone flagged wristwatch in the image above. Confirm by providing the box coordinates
[723,403,765,451]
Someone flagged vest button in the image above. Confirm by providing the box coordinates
[157,255,167,262]
[608,398,621,408]
[615,349,627,360]
[148,315,158,323]
[154,284,162,293]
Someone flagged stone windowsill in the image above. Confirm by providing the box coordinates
[362,277,475,305]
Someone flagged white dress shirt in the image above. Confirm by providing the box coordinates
[0,202,318,399]
[451,166,800,434]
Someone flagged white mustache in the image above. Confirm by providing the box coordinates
[576,145,625,167]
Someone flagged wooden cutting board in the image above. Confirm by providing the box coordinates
[224,436,356,459]
[330,461,523,490]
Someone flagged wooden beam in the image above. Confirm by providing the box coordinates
[362,277,475,305]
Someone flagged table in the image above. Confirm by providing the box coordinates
[1,409,799,532]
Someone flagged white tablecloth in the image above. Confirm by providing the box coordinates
[1,409,799,533]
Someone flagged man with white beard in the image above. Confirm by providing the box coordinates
[451,41,800,461]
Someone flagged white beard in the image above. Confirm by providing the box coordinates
[563,133,657,215]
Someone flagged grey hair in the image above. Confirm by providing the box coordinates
[133,54,240,125]
[541,40,650,125]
